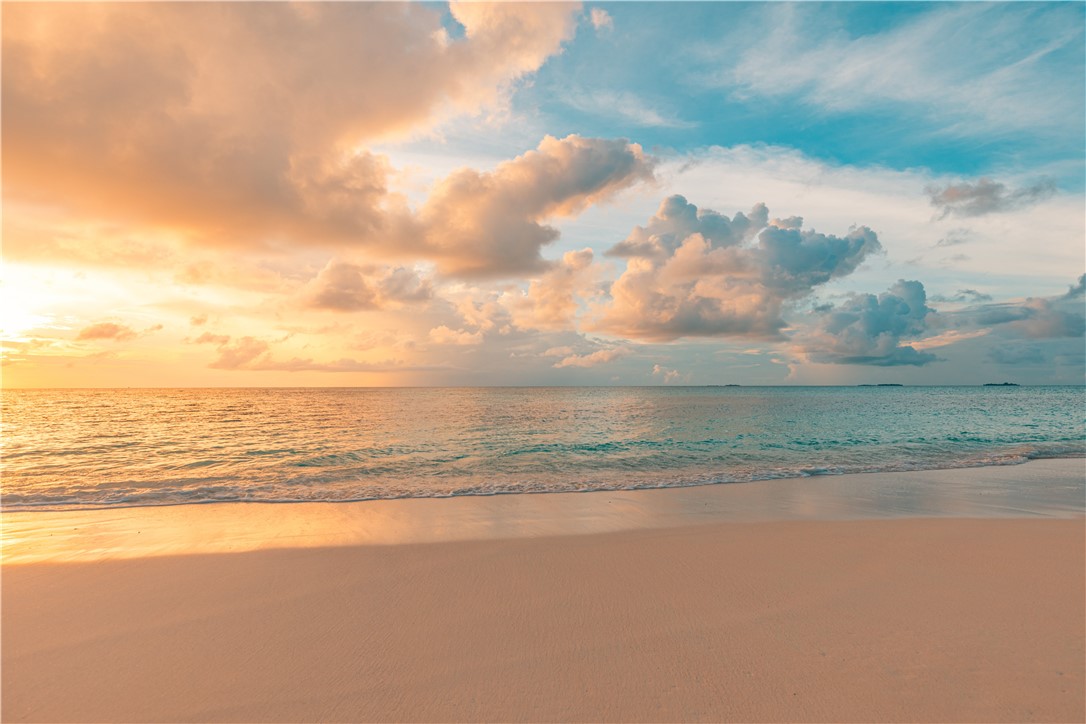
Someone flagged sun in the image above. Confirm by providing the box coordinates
[0,265,56,341]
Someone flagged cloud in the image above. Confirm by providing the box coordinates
[202,331,444,372]
[908,329,990,350]
[727,3,1084,141]
[933,228,973,248]
[302,260,432,312]
[927,178,1056,219]
[987,344,1047,366]
[664,144,1084,287]
[929,289,993,304]
[1006,299,1085,339]
[191,332,231,346]
[1064,274,1086,299]
[248,357,445,373]
[563,90,695,129]
[209,337,270,370]
[651,364,686,384]
[606,194,768,260]
[3,3,581,250]
[553,348,625,368]
[418,135,654,277]
[800,280,939,366]
[75,323,137,342]
[967,293,1086,340]
[589,8,613,32]
[508,248,598,331]
[595,195,882,341]
[429,325,485,346]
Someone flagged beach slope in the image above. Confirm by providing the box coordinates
[3,516,1083,722]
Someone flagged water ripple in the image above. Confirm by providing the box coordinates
[2,386,1083,511]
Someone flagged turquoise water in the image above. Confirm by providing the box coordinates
[2,386,1083,511]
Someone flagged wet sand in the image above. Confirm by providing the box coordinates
[3,458,1083,564]
[2,462,1084,722]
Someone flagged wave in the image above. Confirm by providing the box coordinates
[4,445,1082,513]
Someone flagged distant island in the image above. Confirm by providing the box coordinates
[859,384,904,387]
[983,382,1020,386]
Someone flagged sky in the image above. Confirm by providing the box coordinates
[2,1,1084,388]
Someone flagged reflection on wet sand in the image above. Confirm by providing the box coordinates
[3,458,1082,564]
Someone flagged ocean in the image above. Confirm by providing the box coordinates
[2,386,1083,511]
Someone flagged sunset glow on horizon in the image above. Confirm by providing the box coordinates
[3,2,1084,388]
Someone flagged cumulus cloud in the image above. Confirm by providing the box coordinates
[927,178,1056,219]
[418,135,653,277]
[596,195,882,341]
[606,195,767,260]
[76,323,138,342]
[1063,273,1086,300]
[553,348,625,368]
[965,283,1086,339]
[3,2,581,250]
[1005,299,1085,339]
[800,280,939,366]
[507,248,598,330]
[651,364,686,384]
[302,260,432,311]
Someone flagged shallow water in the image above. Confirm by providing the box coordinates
[2,386,1083,511]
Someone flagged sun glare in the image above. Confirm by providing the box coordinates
[0,269,56,341]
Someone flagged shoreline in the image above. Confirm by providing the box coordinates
[2,457,1082,565]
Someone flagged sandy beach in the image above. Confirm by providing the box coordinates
[3,463,1084,723]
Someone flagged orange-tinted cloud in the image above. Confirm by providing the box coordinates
[428,326,485,346]
[76,323,137,342]
[417,135,653,277]
[508,248,598,330]
[208,337,270,370]
[3,2,583,251]
[552,348,625,368]
[301,261,433,312]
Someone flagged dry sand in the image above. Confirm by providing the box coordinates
[3,515,1083,723]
